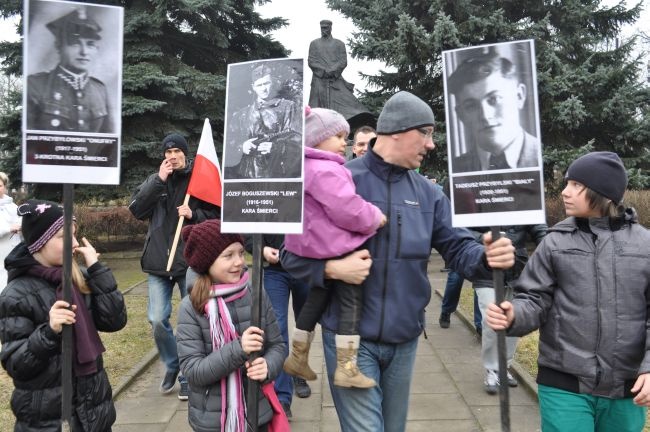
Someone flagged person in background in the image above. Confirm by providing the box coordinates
[487,152,650,431]
[0,172,21,290]
[176,219,285,432]
[282,91,515,432]
[438,270,482,335]
[472,223,547,394]
[351,126,376,158]
[244,234,312,419]
[129,133,219,400]
[436,177,482,334]
[0,199,127,431]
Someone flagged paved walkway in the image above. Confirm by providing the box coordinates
[113,253,541,431]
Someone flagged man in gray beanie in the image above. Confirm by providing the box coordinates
[129,133,219,400]
[281,91,516,431]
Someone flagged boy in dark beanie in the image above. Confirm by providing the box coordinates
[487,152,650,431]
[129,133,219,399]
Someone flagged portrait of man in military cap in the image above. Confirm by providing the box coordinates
[24,1,121,134]
[223,59,303,180]
[443,40,542,174]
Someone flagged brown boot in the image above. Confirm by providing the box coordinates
[283,329,317,381]
[333,335,376,388]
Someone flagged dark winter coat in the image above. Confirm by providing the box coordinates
[176,284,285,432]
[0,243,127,431]
[129,161,220,277]
[508,210,650,398]
[281,144,491,343]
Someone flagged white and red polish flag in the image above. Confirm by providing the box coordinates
[187,118,222,207]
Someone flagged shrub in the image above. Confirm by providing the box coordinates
[544,189,650,227]
[74,205,147,246]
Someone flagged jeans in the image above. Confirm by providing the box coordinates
[147,273,187,373]
[475,287,517,370]
[440,270,482,329]
[264,267,310,405]
[322,328,418,432]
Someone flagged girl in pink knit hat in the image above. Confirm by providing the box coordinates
[284,107,386,389]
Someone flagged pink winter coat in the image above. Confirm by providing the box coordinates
[284,147,383,259]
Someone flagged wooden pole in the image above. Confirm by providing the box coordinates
[61,184,74,431]
[491,227,510,432]
[246,234,263,432]
[166,194,190,272]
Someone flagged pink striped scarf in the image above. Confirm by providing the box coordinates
[205,272,250,432]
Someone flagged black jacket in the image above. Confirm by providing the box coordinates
[129,161,220,277]
[0,243,127,431]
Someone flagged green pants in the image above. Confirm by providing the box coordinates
[538,384,647,432]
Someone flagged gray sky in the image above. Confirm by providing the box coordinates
[2,0,646,85]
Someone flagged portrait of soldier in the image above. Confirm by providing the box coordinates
[26,7,114,133]
[446,46,541,173]
[224,63,302,179]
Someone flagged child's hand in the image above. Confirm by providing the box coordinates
[245,357,268,382]
[632,373,650,406]
[49,300,77,333]
[486,301,515,330]
[75,237,99,267]
[378,214,387,227]
[241,326,264,354]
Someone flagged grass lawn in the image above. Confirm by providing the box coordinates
[0,251,153,430]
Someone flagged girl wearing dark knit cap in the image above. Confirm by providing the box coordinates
[175,219,286,432]
[0,199,127,431]
[486,152,650,431]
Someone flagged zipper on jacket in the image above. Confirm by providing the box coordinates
[203,387,209,411]
[378,175,392,342]
[593,233,602,387]
[396,210,402,257]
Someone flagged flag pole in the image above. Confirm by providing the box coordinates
[166,194,190,272]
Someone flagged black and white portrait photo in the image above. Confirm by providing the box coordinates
[223,59,303,180]
[24,0,122,134]
[444,40,542,174]
[442,40,546,228]
[22,0,123,185]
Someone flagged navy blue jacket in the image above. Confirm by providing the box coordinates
[281,145,491,343]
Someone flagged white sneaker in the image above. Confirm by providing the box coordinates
[507,370,518,387]
[484,369,499,395]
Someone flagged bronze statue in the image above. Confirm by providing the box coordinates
[308,20,372,124]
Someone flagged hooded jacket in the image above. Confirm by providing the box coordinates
[284,147,383,259]
[508,209,650,398]
[281,145,491,343]
[0,243,127,431]
[129,160,220,277]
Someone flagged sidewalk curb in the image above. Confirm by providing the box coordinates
[112,347,159,400]
[122,279,147,295]
[434,288,539,400]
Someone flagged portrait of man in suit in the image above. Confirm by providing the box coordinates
[445,43,541,173]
